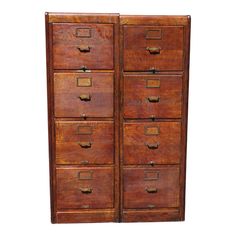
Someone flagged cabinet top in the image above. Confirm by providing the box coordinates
[45,13,190,25]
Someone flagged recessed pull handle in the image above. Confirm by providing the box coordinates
[147,96,160,103]
[146,187,158,194]
[78,94,91,101]
[80,187,93,194]
[77,45,91,53]
[78,142,92,148]
[145,142,159,149]
[146,47,161,54]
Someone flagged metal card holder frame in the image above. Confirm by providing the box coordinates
[77,77,92,87]
[76,27,92,38]
[144,126,160,136]
[77,126,93,135]
[145,29,162,40]
[146,78,160,88]
[144,171,160,181]
[78,170,93,180]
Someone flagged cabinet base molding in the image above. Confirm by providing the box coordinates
[122,209,181,222]
[55,210,116,223]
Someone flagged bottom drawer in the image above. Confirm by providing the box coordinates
[56,167,114,209]
[123,166,180,209]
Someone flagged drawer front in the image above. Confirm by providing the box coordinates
[124,75,182,118]
[56,167,114,209]
[123,166,180,209]
[54,73,113,118]
[123,122,181,165]
[123,26,184,71]
[53,23,114,69]
[56,121,114,165]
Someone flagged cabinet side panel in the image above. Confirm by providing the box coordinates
[179,16,191,220]
[45,12,56,223]
[114,17,120,222]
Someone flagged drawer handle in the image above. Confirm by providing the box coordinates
[145,142,159,149]
[146,47,161,54]
[146,188,158,194]
[147,96,160,103]
[80,187,93,194]
[78,94,91,101]
[77,45,91,53]
[78,142,92,148]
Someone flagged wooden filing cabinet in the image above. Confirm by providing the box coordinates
[45,13,191,223]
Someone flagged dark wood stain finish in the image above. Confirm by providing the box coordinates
[46,13,190,223]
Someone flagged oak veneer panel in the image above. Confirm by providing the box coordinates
[123,74,182,118]
[55,121,114,165]
[54,72,114,118]
[123,26,184,71]
[53,23,114,70]
[56,167,114,209]
[123,122,181,165]
[123,166,180,209]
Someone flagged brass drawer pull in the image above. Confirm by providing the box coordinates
[146,188,158,194]
[78,142,92,148]
[78,94,91,101]
[80,187,93,194]
[147,96,160,103]
[146,47,161,54]
[77,45,91,52]
[145,142,159,149]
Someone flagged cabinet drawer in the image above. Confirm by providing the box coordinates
[54,73,113,118]
[123,166,179,209]
[53,23,114,69]
[56,121,114,165]
[56,167,114,209]
[123,26,183,71]
[124,74,182,118]
[123,122,181,165]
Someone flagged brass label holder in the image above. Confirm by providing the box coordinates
[78,171,93,180]
[146,29,162,40]
[146,78,160,88]
[78,126,93,135]
[144,171,160,181]
[144,126,159,136]
[76,28,91,38]
[77,77,92,87]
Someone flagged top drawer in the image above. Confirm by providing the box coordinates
[123,26,184,72]
[53,23,114,70]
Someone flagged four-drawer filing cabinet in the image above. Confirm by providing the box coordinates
[45,13,191,223]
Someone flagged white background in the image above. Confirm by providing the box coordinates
[0,0,236,235]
